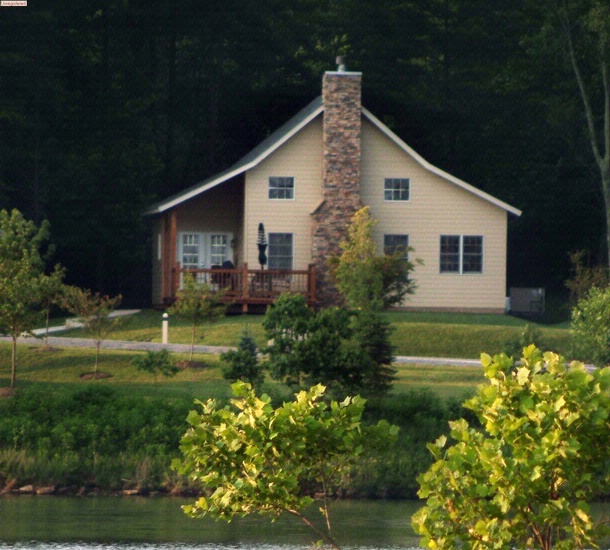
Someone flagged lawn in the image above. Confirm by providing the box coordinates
[57,308,574,359]
[0,340,487,402]
[0,307,575,402]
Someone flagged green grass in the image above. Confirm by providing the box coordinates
[0,342,488,401]
[0,345,232,400]
[57,309,574,359]
[393,364,484,400]
[16,308,574,402]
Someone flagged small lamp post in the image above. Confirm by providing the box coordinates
[162,312,169,344]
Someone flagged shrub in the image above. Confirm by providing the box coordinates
[263,294,396,398]
[565,249,609,304]
[328,206,420,310]
[131,349,179,380]
[502,324,546,360]
[413,346,610,549]
[571,286,610,366]
[220,327,264,390]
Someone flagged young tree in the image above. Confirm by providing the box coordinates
[344,308,397,397]
[413,346,610,550]
[0,209,56,389]
[263,294,348,392]
[37,264,67,348]
[263,293,396,398]
[329,207,419,310]
[220,327,265,391]
[168,274,227,361]
[64,287,123,375]
[0,258,44,389]
[173,382,398,550]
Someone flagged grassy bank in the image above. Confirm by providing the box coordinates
[0,336,487,497]
[59,309,574,359]
[0,309,575,497]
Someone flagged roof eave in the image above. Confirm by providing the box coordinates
[144,100,324,215]
[361,108,522,217]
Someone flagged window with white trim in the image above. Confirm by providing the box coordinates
[269,177,294,200]
[440,235,483,274]
[210,234,228,266]
[268,233,293,270]
[384,234,409,260]
[181,233,201,269]
[384,178,410,201]
[179,232,233,269]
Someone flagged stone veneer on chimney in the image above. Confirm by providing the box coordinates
[312,70,363,307]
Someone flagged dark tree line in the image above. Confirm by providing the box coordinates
[0,0,606,305]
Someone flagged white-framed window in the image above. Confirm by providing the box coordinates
[440,235,483,274]
[178,232,233,269]
[210,234,228,266]
[269,177,295,200]
[384,234,409,260]
[180,233,202,269]
[268,233,293,270]
[384,178,410,201]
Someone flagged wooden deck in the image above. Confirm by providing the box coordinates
[167,263,316,312]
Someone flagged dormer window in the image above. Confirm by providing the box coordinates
[269,177,294,200]
[384,178,410,201]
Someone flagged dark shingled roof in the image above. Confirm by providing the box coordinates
[144,97,323,215]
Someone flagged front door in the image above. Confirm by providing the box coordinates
[178,232,233,269]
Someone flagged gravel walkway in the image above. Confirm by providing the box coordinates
[4,332,481,367]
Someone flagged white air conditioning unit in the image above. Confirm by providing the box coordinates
[508,287,545,315]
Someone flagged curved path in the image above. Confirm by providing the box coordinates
[5,333,482,367]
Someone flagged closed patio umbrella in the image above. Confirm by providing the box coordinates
[257,223,267,269]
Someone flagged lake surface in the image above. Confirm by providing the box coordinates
[0,496,422,550]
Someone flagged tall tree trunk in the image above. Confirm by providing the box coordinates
[11,335,17,389]
[562,7,610,264]
[95,341,100,374]
[190,324,195,362]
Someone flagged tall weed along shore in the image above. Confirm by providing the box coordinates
[0,384,470,499]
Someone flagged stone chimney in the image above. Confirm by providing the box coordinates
[312,63,363,306]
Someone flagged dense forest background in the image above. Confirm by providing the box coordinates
[0,0,605,307]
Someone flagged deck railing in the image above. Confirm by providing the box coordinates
[170,262,316,311]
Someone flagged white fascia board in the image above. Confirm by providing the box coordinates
[362,108,522,217]
[146,104,324,215]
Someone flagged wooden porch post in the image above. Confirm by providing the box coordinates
[308,263,317,306]
[161,213,170,300]
[241,262,249,313]
[168,210,178,299]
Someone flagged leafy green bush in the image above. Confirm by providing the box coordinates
[413,347,610,549]
[263,294,396,398]
[0,387,190,456]
[571,286,610,366]
[502,323,546,359]
[131,349,179,379]
[173,382,399,548]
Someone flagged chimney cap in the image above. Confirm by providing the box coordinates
[336,56,346,72]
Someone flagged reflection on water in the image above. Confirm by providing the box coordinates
[4,496,608,550]
[0,496,422,550]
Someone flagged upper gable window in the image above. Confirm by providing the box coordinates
[269,177,294,200]
[384,178,410,201]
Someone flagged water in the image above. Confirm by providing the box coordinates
[0,496,422,550]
